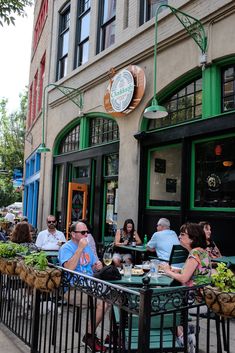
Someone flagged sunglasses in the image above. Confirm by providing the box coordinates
[74,230,88,235]
[47,221,56,224]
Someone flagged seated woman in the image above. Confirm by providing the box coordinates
[163,223,212,352]
[113,219,142,266]
[163,222,212,286]
[199,221,222,259]
[10,221,38,251]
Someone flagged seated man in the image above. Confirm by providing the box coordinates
[59,221,106,352]
[36,215,66,250]
[147,218,180,261]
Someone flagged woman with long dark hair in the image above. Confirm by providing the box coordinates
[113,219,141,266]
[199,221,222,259]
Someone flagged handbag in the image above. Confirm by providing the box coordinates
[93,265,121,281]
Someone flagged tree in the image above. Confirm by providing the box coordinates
[0,0,33,26]
[0,90,27,207]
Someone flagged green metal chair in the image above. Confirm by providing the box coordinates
[168,245,188,266]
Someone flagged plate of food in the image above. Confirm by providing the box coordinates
[131,268,144,276]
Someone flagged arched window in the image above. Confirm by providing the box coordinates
[59,124,80,154]
[89,118,119,146]
[148,77,202,130]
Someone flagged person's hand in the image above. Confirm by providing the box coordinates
[123,239,129,245]
[94,260,103,271]
[161,264,172,275]
[79,238,88,250]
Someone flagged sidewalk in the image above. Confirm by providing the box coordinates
[0,324,30,353]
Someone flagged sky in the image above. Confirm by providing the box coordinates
[0,6,34,114]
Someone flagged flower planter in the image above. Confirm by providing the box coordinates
[203,285,235,318]
[0,257,18,276]
[17,260,61,292]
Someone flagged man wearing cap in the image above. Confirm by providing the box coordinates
[147,218,180,261]
[36,215,66,250]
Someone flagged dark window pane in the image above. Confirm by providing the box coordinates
[224,67,234,82]
[89,118,119,147]
[222,65,235,113]
[148,77,202,130]
[59,124,80,154]
[194,136,235,208]
[105,154,119,176]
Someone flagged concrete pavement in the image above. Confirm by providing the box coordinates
[1,318,235,353]
[0,324,30,353]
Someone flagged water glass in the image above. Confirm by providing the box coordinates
[123,264,132,280]
[150,259,159,278]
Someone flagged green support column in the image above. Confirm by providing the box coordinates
[79,116,89,149]
[202,64,221,118]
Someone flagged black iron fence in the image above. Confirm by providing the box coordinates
[0,266,232,353]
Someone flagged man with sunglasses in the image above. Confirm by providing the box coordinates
[35,215,66,250]
[59,221,106,352]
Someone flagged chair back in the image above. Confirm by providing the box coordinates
[169,245,188,265]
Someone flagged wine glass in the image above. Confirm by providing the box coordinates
[103,252,113,266]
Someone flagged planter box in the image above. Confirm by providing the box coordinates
[203,285,235,318]
[17,261,61,292]
[0,257,18,275]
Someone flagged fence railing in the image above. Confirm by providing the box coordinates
[0,265,231,353]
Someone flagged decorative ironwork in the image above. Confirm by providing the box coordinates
[168,6,207,54]
[61,269,140,312]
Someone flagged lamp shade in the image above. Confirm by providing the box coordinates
[38,143,51,153]
[144,103,168,119]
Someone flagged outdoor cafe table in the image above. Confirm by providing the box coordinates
[115,244,147,263]
[109,273,174,287]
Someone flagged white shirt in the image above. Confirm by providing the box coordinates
[35,229,66,250]
[4,212,15,223]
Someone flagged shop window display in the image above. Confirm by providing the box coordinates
[194,136,235,208]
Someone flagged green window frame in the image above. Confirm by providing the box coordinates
[146,144,182,210]
[148,77,202,130]
[89,117,119,147]
[190,133,235,212]
[58,123,80,154]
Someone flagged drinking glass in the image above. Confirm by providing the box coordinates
[103,252,113,266]
[123,264,132,280]
[150,259,159,278]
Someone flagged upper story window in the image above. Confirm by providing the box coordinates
[59,124,80,154]
[38,52,46,112]
[33,0,48,51]
[222,65,235,112]
[140,0,168,25]
[148,77,202,130]
[25,152,41,179]
[57,4,70,80]
[89,118,119,146]
[97,0,116,53]
[75,0,90,67]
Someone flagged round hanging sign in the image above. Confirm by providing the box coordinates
[110,69,134,112]
[104,65,146,117]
